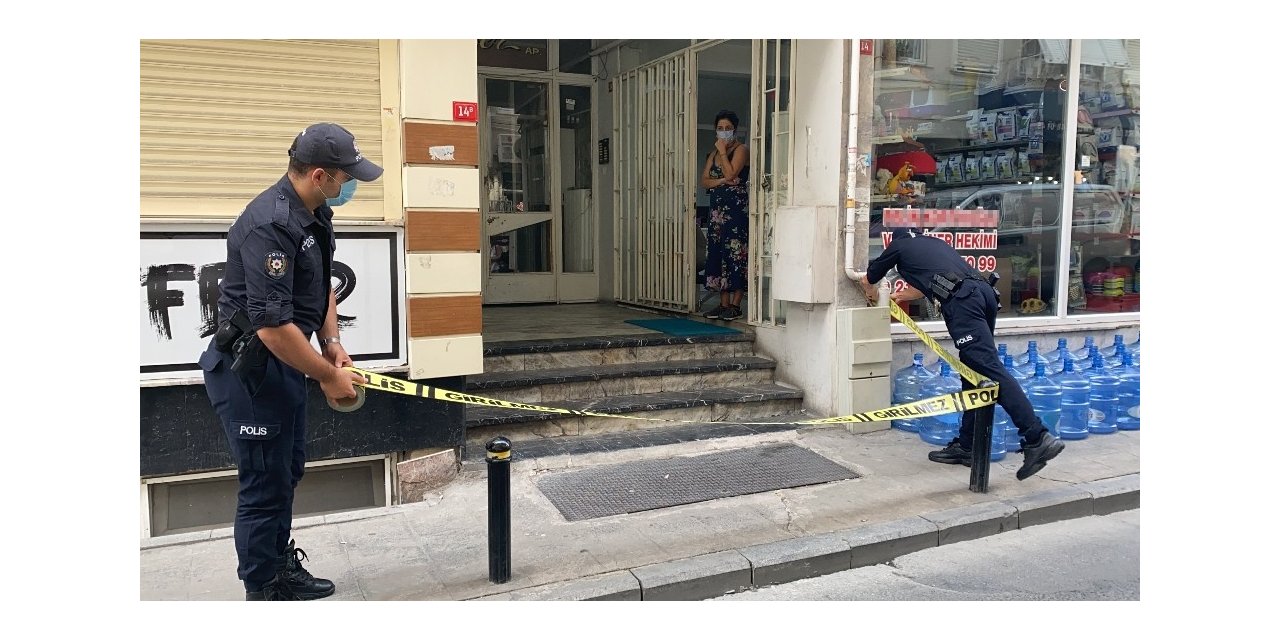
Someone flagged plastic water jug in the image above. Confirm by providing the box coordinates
[1015,340,1049,366]
[1045,338,1069,365]
[1071,336,1097,365]
[1016,342,1049,378]
[989,404,1010,461]
[1100,334,1126,358]
[1104,343,1128,370]
[1048,339,1073,374]
[1025,362,1062,435]
[1084,354,1120,434]
[1116,352,1140,431]
[1052,358,1091,440]
[1001,354,1023,450]
[918,362,961,446]
[891,353,936,433]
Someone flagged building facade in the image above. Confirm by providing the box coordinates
[138,38,1139,538]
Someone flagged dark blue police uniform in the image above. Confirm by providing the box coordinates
[867,230,1057,472]
[197,175,335,593]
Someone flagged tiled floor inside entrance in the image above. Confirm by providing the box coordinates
[481,301,747,344]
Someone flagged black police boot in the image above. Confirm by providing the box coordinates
[277,539,335,600]
[927,438,973,465]
[245,575,300,601]
[1017,432,1065,481]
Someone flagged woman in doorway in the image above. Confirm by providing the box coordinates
[700,109,751,321]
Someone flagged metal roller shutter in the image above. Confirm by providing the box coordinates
[140,39,384,219]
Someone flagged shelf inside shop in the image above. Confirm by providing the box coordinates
[932,140,1028,155]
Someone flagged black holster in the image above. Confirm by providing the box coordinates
[213,309,267,376]
[928,271,965,302]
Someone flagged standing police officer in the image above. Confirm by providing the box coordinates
[198,123,381,600]
[860,228,1065,481]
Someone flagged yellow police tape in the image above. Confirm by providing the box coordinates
[342,299,998,425]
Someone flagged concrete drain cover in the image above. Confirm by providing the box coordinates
[535,443,859,521]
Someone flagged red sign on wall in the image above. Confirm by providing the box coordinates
[453,101,478,122]
[859,40,873,56]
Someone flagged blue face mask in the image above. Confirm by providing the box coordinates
[322,172,357,207]
[716,130,734,141]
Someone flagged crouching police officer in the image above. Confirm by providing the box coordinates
[198,123,381,600]
[860,228,1065,481]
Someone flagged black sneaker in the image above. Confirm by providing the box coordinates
[719,305,742,321]
[277,540,335,600]
[246,575,300,601]
[703,306,724,319]
[927,438,973,465]
[1017,432,1065,481]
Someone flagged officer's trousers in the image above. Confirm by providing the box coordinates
[199,343,307,591]
[938,280,1049,449]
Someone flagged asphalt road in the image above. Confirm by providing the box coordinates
[715,509,1140,600]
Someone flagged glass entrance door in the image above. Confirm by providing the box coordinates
[482,78,556,302]
[481,77,598,303]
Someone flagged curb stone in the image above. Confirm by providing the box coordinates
[471,474,1139,601]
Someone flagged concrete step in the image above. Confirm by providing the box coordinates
[481,333,756,373]
[467,356,777,403]
[460,411,812,472]
[463,383,805,449]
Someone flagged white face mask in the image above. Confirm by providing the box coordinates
[716,130,734,141]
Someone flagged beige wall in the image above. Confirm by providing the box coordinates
[401,40,485,380]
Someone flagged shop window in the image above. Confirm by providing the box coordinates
[1068,39,1139,316]
[870,38,1068,321]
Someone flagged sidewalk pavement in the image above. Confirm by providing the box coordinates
[140,426,1140,601]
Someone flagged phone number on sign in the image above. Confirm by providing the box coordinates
[891,254,997,292]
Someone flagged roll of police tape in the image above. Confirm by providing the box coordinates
[343,366,998,426]
[327,385,366,413]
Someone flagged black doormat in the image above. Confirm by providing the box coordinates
[535,443,859,521]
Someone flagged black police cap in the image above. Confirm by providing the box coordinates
[287,122,384,182]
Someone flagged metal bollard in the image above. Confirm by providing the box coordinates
[968,381,998,494]
[486,436,512,584]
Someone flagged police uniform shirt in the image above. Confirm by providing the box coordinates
[217,175,336,335]
[866,232,973,301]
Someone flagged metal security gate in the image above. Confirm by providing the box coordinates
[613,52,696,312]
[749,39,794,325]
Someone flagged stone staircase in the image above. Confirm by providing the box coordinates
[461,332,805,461]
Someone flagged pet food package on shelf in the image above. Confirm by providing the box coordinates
[965,154,981,182]
[980,152,997,180]
[1017,107,1037,139]
[935,156,951,185]
[1027,121,1045,155]
[1096,124,1121,149]
[1018,151,1031,176]
[978,113,998,144]
[996,110,1017,142]
[964,109,986,145]
[948,154,965,183]
[996,150,1016,180]
[1098,81,1128,111]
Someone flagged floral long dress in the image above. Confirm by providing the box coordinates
[706,151,749,293]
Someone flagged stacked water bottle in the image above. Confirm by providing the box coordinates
[891,332,1140,453]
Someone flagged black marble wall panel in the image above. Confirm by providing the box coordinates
[140,376,466,478]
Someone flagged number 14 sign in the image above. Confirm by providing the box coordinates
[453,101,478,122]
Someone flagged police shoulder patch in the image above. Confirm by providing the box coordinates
[265,251,289,279]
